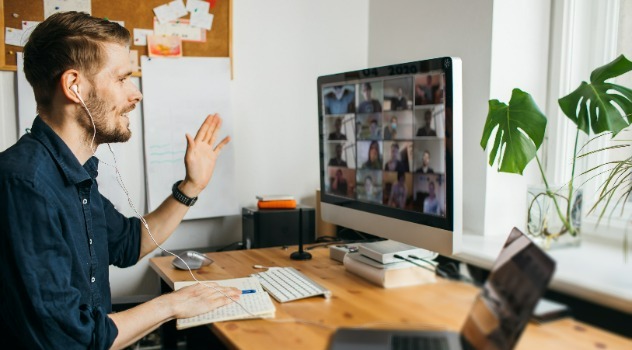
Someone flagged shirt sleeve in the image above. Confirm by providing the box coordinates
[100,193,141,268]
[0,178,118,349]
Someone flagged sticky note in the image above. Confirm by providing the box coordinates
[153,4,178,24]
[169,0,189,18]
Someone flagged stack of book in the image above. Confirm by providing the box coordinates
[256,195,297,209]
[343,240,437,288]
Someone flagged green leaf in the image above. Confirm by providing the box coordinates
[558,55,632,137]
[480,88,547,174]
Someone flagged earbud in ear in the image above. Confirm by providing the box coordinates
[71,85,79,94]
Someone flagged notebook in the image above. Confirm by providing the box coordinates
[328,227,556,350]
[174,277,276,330]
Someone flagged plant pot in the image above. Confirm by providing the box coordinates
[526,184,583,250]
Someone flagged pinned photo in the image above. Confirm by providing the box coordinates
[147,35,183,58]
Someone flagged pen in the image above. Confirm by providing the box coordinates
[241,289,256,294]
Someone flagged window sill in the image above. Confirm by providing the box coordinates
[453,231,632,314]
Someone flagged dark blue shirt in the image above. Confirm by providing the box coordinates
[0,117,141,349]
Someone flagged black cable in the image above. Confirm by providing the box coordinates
[393,254,437,274]
[408,254,474,283]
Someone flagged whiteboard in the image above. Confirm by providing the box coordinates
[140,56,238,220]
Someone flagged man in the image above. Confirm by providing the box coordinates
[383,116,397,140]
[423,181,441,215]
[0,12,240,349]
[358,82,382,113]
[416,110,437,137]
[324,85,355,114]
[332,169,349,196]
[415,150,435,174]
[328,143,348,167]
[328,117,347,140]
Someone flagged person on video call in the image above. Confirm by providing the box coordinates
[328,117,347,140]
[358,82,382,113]
[391,87,408,110]
[328,143,348,167]
[362,141,382,170]
[384,143,408,172]
[0,12,241,349]
[416,110,437,137]
[415,150,435,174]
[388,171,407,209]
[324,85,355,115]
[368,117,382,140]
[423,181,441,215]
[383,115,398,140]
[416,74,434,105]
[332,168,349,196]
[362,175,380,203]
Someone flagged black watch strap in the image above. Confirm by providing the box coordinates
[172,180,198,206]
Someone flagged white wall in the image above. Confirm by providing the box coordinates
[367,0,494,236]
[0,0,369,298]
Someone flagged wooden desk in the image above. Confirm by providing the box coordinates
[149,247,632,349]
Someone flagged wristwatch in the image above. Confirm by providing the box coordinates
[172,180,198,206]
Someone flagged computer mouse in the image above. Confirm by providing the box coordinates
[172,250,214,270]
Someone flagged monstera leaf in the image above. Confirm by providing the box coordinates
[558,55,632,137]
[480,89,547,174]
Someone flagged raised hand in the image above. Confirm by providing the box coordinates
[181,114,230,197]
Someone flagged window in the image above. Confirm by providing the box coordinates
[545,0,632,240]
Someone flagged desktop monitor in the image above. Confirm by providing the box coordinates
[317,57,462,255]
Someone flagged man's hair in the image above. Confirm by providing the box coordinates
[23,11,131,114]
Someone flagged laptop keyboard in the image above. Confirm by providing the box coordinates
[391,335,450,350]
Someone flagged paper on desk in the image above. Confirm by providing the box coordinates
[174,277,276,329]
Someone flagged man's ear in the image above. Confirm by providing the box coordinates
[60,70,82,104]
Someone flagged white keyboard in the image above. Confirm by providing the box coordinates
[251,267,332,303]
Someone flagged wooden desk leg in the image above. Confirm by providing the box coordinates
[160,279,179,350]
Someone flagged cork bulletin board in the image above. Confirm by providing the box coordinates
[0,0,232,75]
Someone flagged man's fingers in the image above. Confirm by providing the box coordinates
[201,114,221,144]
[194,115,213,142]
[214,136,231,152]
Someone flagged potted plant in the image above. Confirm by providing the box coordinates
[480,55,632,249]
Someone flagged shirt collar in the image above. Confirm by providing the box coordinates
[29,116,98,185]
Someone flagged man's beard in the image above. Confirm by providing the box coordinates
[80,89,133,145]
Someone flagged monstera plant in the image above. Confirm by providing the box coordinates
[480,55,632,246]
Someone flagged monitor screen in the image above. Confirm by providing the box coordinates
[317,57,462,255]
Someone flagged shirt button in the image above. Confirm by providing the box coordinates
[91,277,96,283]
[82,199,88,205]
[89,239,93,245]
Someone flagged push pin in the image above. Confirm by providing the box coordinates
[12,13,20,18]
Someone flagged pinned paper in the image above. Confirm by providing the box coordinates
[110,20,125,28]
[154,18,206,42]
[186,0,210,14]
[207,0,218,9]
[43,0,91,19]
[21,21,41,43]
[134,28,154,46]
[190,12,213,31]
[154,0,189,24]
[147,35,183,58]
[153,4,178,24]
[5,27,26,47]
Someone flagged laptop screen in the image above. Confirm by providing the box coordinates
[460,228,556,350]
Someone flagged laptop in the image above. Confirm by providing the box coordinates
[328,227,556,350]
